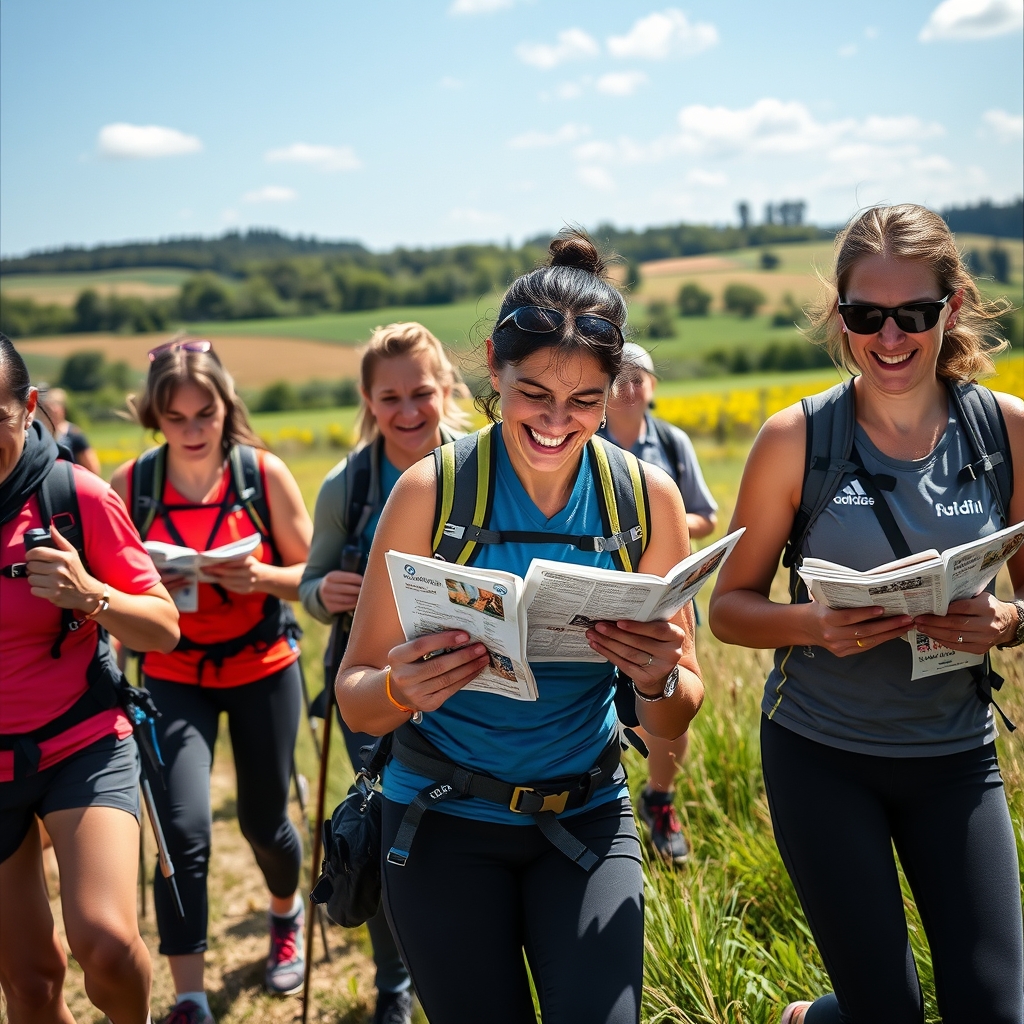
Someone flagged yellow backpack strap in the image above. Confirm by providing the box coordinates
[431,424,496,565]
[587,436,650,573]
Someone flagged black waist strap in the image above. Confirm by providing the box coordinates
[385,724,625,872]
[172,596,302,675]
[442,523,643,554]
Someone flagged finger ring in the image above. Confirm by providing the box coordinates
[645,655,653,667]
[957,635,963,644]
[856,639,865,648]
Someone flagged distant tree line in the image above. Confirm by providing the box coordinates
[943,199,1023,240]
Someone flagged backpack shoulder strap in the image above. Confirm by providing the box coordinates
[36,459,86,565]
[229,445,273,541]
[783,379,857,597]
[130,445,167,538]
[651,417,685,487]
[948,380,1013,526]
[587,436,649,573]
[342,437,381,542]
[431,424,496,566]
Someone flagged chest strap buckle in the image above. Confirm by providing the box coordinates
[509,786,570,815]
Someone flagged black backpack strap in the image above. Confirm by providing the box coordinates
[228,445,277,556]
[948,381,1013,527]
[432,425,497,565]
[784,380,857,601]
[131,445,167,539]
[651,417,685,489]
[36,459,89,658]
[343,438,382,542]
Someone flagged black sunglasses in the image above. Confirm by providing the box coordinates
[495,305,624,346]
[838,294,952,335]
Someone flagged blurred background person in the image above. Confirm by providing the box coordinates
[38,385,101,475]
[300,322,467,1024]
[111,339,313,1023]
[600,341,717,866]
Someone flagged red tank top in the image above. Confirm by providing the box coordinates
[132,451,299,687]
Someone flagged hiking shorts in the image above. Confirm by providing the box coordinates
[0,733,140,864]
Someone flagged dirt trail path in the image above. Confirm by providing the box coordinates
[36,744,389,1023]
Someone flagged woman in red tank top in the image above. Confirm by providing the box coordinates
[111,340,313,1016]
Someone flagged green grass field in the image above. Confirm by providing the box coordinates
[0,267,198,303]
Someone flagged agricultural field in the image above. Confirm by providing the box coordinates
[46,406,1023,1024]
[0,267,196,304]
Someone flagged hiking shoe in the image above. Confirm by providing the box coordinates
[638,789,690,866]
[161,1001,214,1024]
[265,903,305,996]
[373,988,414,1024]
[780,1002,812,1024]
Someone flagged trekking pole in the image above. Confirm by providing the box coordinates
[141,775,185,920]
[302,681,335,1024]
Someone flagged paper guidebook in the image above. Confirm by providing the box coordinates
[385,529,744,701]
[797,521,1024,679]
[144,533,263,613]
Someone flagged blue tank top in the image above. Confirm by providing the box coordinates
[361,453,401,559]
[763,395,1002,756]
[382,424,629,823]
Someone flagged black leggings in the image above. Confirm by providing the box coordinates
[145,664,303,955]
[381,796,644,1024]
[761,716,1024,1024]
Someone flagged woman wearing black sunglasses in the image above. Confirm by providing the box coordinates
[336,229,704,1024]
[710,204,1024,1024]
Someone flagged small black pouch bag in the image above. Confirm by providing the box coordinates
[310,734,391,928]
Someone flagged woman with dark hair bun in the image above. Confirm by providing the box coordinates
[337,230,705,1023]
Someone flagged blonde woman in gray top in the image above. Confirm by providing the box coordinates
[299,322,466,1024]
[710,205,1024,1024]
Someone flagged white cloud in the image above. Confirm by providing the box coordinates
[577,165,615,191]
[607,9,718,60]
[983,108,1024,139]
[440,76,464,90]
[855,115,945,141]
[919,0,1023,41]
[864,25,879,38]
[97,123,202,159]
[685,169,726,186]
[264,143,361,171]
[517,28,600,69]
[838,43,858,57]
[557,80,586,99]
[242,186,297,204]
[508,123,590,148]
[449,207,504,225]
[596,71,648,96]
[450,0,515,13]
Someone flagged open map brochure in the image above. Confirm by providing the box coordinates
[384,529,744,701]
[797,521,1024,679]
[144,534,262,613]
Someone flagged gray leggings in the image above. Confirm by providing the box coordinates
[761,716,1024,1024]
[145,665,304,955]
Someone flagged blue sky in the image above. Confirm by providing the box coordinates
[1,0,1022,256]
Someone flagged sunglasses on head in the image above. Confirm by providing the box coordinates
[838,295,952,335]
[495,305,624,347]
[147,339,213,362]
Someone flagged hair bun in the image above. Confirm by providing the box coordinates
[548,227,607,278]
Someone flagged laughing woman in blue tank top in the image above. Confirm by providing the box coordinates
[337,230,704,1024]
[710,205,1024,1024]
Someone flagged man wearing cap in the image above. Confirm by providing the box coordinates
[600,342,717,866]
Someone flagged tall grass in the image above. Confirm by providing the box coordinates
[637,607,1024,1024]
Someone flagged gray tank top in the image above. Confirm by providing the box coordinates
[762,397,1003,756]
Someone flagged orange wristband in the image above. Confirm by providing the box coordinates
[384,665,416,715]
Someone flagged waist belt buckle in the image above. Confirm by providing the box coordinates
[509,786,569,815]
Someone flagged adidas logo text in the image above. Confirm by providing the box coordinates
[833,480,874,506]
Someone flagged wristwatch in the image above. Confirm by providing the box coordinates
[633,666,679,703]
[997,599,1024,650]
